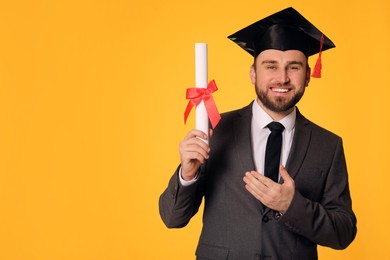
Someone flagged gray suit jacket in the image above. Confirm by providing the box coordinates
[159,103,357,260]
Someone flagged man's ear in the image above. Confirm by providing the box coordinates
[305,66,311,87]
[250,65,256,84]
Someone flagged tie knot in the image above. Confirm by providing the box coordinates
[267,122,285,133]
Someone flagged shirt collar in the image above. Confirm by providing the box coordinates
[252,100,296,133]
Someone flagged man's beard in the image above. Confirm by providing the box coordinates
[256,84,305,113]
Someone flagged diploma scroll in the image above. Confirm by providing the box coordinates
[195,43,209,143]
[184,43,220,142]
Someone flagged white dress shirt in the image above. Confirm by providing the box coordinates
[251,100,296,180]
[180,100,296,185]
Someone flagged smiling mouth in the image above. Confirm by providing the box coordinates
[271,88,291,93]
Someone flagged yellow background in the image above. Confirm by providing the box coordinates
[0,0,389,259]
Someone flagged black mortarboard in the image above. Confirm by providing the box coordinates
[228,7,335,77]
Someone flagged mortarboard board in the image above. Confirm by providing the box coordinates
[227,7,335,77]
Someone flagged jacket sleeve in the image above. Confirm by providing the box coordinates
[159,165,204,228]
[278,138,357,249]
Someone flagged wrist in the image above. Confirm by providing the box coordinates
[181,172,197,181]
[181,169,198,181]
[179,168,200,187]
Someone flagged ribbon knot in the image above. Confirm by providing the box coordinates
[184,80,221,129]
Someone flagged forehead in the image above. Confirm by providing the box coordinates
[256,49,307,64]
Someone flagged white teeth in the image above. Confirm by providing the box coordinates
[272,88,289,93]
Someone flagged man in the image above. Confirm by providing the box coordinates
[159,7,357,259]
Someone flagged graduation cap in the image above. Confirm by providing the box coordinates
[227,7,335,77]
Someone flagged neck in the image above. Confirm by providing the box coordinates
[256,98,294,121]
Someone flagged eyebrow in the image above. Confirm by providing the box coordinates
[261,60,277,64]
[288,61,305,66]
[261,60,305,66]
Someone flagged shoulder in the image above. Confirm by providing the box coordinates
[296,108,342,142]
[219,102,253,123]
[210,102,253,140]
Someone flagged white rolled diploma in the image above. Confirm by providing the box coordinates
[195,43,209,143]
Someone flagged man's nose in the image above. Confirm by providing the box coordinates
[276,69,290,85]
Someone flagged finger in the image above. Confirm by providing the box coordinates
[180,133,210,155]
[243,171,260,184]
[182,138,210,157]
[185,129,208,141]
[244,183,263,201]
[181,144,210,162]
[279,165,292,183]
[249,170,262,179]
[183,151,207,164]
[249,171,274,188]
[243,173,268,203]
[245,172,280,204]
[243,172,265,193]
[183,131,210,150]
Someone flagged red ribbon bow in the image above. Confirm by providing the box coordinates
[184,80,221,129]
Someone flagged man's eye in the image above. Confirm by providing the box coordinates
[266,66,277,70]
[289,66,300,70]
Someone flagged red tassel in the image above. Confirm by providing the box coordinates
[312,55,322,78]
[312,34,324,78]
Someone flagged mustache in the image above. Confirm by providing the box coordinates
[269,84,294,89]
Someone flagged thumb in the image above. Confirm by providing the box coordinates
[279,165,293,184]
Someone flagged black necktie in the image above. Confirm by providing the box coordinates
[264,122,285,183]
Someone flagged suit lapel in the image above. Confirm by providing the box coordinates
[233,103,266,213]
[285,108,311,179]
[233,103,256,173]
